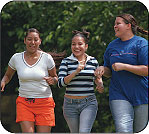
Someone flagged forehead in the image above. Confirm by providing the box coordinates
[115,17,124,22]
[26,32,40,38]
[72,36,85,42]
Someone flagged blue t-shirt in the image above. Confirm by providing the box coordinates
[104,35,148,106]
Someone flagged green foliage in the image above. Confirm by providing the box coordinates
[1,1,148,133]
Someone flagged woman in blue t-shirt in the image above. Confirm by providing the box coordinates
[95,14,148,133]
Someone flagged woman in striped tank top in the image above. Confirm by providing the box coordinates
[58,30,104,133]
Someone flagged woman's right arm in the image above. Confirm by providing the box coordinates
[58,60,85,88]
[1,66,16,91]
[64,62,85,85]
[103,66,112,78]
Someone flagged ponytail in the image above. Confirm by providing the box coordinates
[136,26,148,35]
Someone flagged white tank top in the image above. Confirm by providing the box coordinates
[8,51,55,98]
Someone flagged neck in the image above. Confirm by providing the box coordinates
[76,54,87,62]
[25,50,40,58]
[120,33,134,41]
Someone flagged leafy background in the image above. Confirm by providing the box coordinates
[1,1,148,133]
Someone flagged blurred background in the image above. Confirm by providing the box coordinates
[0,1,148,133]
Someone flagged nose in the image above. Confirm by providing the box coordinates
[74,44,79,48]
[114,24,116,28]
[114,24,117,30]
[31,40,35,44]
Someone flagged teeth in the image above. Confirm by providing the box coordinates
[29,45,35,47]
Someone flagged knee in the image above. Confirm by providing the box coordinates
[114,115,133,133]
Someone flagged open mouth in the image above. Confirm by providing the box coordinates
[74,50,81,52]
[29,45,36,48]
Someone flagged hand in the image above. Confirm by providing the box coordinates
[43,76,56,85]
[94,66,104,78]
[112,63,126,71]
[76,61,85,74]
[1,81,6,92]
[96,82,104,93]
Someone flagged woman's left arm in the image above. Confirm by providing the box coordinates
[44,67,58,85]
[112,63,148,76]
[95,77,104,93]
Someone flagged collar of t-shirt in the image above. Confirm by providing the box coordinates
[67,53,93,62]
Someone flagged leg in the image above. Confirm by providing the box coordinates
[64,115,79,133]
[20,121,35,133]
[63,97,79,133]
[16,96,35,132]
[36,126,52,133]
[79,98,98,133]
[134,104,148,133]
[110,100,134,133]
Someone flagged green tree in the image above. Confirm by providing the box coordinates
[1,1,148,133]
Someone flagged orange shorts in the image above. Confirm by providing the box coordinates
[16,96,55,126]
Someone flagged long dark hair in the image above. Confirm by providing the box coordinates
[117,14,148,35]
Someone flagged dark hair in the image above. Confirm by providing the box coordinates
[25,28,41,38]
[48,51,66,69]
[72,29,90,43]
[117,14,148,35]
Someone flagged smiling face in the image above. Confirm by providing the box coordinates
[24,32,41,54]
[71,36,88,60]
[114,17,130,39]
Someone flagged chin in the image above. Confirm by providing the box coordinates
[74,54,79,57]
[74,53,81,57]
[29,50,37,54]
[115,34,119,38]
[73,52,79,55]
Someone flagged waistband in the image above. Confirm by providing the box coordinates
[25,98,35,103]
[17,96,54,104]
[64,94,96,104]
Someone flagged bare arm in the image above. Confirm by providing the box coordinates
[64,61,85,85]
[94,66,112,78]
[1,66,16,91]
[44,67,58,85]
[103,66,112,78]
[64,71,78,85]
[95,77,104,93]
[112,63,148,76]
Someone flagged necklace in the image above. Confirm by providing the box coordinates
[79,59,86,63]
[79,56,87,63]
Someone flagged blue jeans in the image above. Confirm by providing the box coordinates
[110,100,148,133]
[63,94,98,133]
